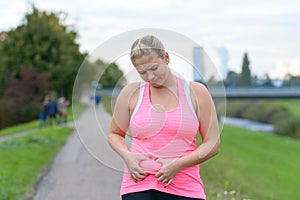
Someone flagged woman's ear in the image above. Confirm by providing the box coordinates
[165,52,170,64]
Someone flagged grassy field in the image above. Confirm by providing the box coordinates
[101,95,114,115]
[201,125,300,200]
[0,103,87,137]
[0,120,39,137]
[0,126,73,200]
[273,99,300,116]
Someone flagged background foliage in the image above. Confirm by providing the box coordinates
[0,6,124,129]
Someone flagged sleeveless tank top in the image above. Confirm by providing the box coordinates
[120,77,206,199]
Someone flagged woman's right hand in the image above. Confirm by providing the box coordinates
[123,152,149,181]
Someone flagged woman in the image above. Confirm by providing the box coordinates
[108,35,220,200]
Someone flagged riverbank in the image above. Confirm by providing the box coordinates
[221,116,274,132]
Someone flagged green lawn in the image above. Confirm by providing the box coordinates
[0,120,39,137]
[273,100,300,116]
[0,103,87,137]
[101,95,114,115]
[201,125,300,200]
[0,126,73,200]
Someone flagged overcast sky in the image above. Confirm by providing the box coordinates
[1,0,300,79]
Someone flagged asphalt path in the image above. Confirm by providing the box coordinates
[33,104,125,200]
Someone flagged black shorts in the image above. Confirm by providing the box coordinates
[122,189,204,200]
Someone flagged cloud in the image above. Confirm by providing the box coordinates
[1,0,300,78]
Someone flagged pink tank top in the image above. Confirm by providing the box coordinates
[121,77,206,199]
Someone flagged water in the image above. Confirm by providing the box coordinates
[221,117,274,133]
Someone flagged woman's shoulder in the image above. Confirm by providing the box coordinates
[189,81,212,104]
[189,81,209,94]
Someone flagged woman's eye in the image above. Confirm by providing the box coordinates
[139,71,146,75]
[151,66,158,71]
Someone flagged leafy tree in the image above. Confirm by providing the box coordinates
[239,52,252,86]
[99,62,126,88]
[262,73,274,87]
[0,68,51,128]
[283,73,300,86]
[225,70,240,87]
[0,5,85,99]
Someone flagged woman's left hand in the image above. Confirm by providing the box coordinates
[155,158,181,187]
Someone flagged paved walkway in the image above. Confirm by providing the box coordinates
[33,104,124,200]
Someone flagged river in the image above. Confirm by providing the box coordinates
[221,117,274,133]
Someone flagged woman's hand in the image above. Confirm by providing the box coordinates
[155,158,181,187]
[123,152,149,181]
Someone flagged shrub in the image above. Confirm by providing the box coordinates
[226,100,251,118]
[274,116,300,138]
[243,101,268,122]
[261,104,291,124]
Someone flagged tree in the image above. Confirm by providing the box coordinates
[225,70,240,87]
[283,73,300,86]
[0,5,85,99]
[262,73,274,87]
[239,52,252,86]
[99,62,126,88]
[0,68,51,128]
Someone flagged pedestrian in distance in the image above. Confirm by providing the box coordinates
[45,96,57,126]
[38,96,48,128]
[95,94,101,106]
[57,96,69,125]
[108,35,220,200]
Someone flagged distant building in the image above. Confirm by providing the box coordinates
[193,46,205,83]
[216,46,229,79]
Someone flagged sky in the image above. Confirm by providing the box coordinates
[1,0,300,80]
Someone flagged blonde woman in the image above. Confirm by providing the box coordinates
[108,35,220,200]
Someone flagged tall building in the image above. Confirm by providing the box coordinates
[216,46,229,79]
[193,46,205,83]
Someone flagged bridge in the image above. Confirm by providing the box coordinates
[209,86,300,99]
[96,86,300,100]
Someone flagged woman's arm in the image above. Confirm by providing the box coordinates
[108,83,149,180]
[176,82,220,168]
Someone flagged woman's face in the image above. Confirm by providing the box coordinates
[133,54,169,87]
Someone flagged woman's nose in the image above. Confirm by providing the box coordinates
[147,72,155,81]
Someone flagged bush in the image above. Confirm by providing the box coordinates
[260,104,291,124]
[242,101,268,122]
[226,100,251,118]
[274,116,300,138]
[225,100,299,139]
[268,108,292,124]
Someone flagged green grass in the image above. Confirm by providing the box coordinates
[201,125,300,200]
[0,103,88,137]
[0,120,39,137]
[0,126,73,200]
[70,102,89,121]
[101,96,113,115]
[272,100,300,116]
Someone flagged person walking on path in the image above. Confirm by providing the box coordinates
[45,96,58,126]
[39,96,48,128]
[57,96,69,125]
[95,94,101,106]
[108,35,220,200]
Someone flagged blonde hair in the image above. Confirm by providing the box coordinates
[130,35,165,64]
